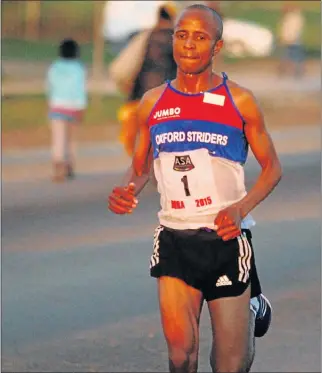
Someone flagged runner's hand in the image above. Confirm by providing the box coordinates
[214,205,242,241]
[108,182,138,214]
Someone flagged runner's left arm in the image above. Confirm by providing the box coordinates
[235,90,283,217]
[214,88,282,240]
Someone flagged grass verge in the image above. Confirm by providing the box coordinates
[2,94,125,133]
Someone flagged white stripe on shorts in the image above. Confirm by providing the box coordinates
[243,232,252,282]
[237,233,252,283]
[150,225,164,269]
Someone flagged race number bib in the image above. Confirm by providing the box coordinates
[158,149,217,214]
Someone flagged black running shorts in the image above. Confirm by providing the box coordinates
[150,225,262,301]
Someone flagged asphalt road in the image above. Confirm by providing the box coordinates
[2,151,320,372]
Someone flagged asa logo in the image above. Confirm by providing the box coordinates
[173,155,195,172]
[153,107,181,120]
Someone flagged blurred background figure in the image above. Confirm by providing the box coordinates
[277,3,305,78]
[47,38,87,182]
[109,1,177,156]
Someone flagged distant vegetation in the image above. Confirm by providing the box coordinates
[2,0,320,62]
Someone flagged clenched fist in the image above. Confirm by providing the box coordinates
[214,204,242,241]
[108,182,138,214]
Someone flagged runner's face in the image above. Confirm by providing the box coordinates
[173,9,220,74]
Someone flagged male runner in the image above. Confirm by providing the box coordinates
[108,4,282,373]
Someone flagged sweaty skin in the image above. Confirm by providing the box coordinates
[108,7,282,373]
[108,7,282,242]
[108,77,282,241]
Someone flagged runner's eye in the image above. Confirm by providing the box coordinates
[175,32,186,40]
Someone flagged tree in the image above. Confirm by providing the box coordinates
[92,1,105,79]
[25,0,41,40]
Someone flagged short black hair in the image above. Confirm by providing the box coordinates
[184,4,223,40]
[159,6,172,21]
[59,38,80,59]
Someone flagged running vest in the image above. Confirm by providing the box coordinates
[147,73,255,230]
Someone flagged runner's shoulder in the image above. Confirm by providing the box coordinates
[226,79,255,101]
[136,83,167,123]
[226,78,260,115]
[140,83,168,108]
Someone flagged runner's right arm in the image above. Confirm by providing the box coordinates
[123,93,154,194]
[108,87,163,214]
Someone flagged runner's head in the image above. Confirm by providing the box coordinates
[173,4,224,74]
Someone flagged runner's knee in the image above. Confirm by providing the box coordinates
[211,350,252,373]
[169,347,198,373]
[166,325,198,372]
[210,327,255,373]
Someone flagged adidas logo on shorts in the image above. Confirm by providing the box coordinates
[216,275,232,287]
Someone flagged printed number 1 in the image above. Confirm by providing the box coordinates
[181,175,191,197]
